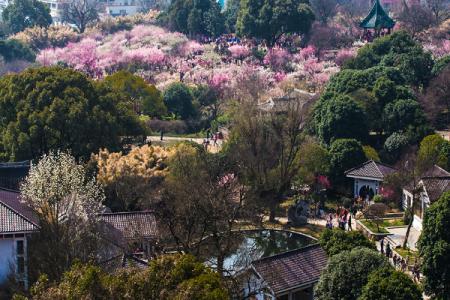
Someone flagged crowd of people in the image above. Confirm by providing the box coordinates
[380,238,421,282]
[325,205,355,231]
[323,198,422,284]
[203,131,224,150]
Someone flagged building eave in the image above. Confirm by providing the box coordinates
[346,175,383,181]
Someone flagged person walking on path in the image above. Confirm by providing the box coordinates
[347,214,352,231]
[386,243,392,258]
[380,238,384,255]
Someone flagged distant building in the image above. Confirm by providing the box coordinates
[245,244,328,300]
[99,211,159,259]
[102,0,142,17]
[402,165,450,231]
[39,0,66,23]
[345,160,397,200]
[0,188,39,289]
[360,0,396,37]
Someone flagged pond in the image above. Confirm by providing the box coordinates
[203,229,316,274]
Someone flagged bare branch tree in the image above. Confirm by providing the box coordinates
[62,0,99,33]
[427,0,450,24]
[396,2,434,37]
[310,0,338,25]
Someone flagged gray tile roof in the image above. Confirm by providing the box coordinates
[345,160,396,180]
[0,188,38,234]
[99,211,158,240]
[422,165,450,179]
[422,165,450,203]
[423,177,450,203]
[252,244,327,295]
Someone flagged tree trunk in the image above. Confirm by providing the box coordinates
[269,206,276,222]
[217,254,225,276]
[403,195,415,248]
[403,217,413,249]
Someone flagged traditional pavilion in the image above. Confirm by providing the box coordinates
[360,0,395,39]
[345,160,397,200]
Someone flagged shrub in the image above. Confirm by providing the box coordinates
[315,247,390,300]
[373,195,383,203]
[318,229,376,256]
[360,267,422,300]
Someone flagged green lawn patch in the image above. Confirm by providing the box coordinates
[394,247,420,264]
[360,220,389,233]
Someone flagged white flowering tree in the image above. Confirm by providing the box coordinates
[20,151,106,281]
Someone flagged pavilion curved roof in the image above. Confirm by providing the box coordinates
[360,0,395,29]
[345,160,396,180]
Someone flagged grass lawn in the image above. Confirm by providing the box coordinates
[360,218,405,233]
[360,220,389,233]
[395,247,420,264]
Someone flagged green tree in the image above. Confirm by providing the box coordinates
[28,255,228,299]
[0,67,144,161]
[326,66,405,95]
[418,134,450,171]
[373,76,397,107]
[2,0,52,33]
[318,229,376,256]
[163,82,197,120]
[345,31,434,86]
[0,39,35,62]
[223,0,241,32]
[418,191,450,299]
[236,0,315,46]
[104,71,167,117]
[166,0,225,37]
[363,145,380,162]
[431,55,450,76]
[381,46,434,87]
[328,138,366,186]
[314,248,390,300]
[295,137,330,185]
[383,131,410,162]
[313,94,368,144]
[382,99,431,140]
[360,267,422,300]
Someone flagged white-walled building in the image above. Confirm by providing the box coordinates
[345,160,397,200]
[0,188,38,289]
[103,0,141,16]
[402,165,450,231]
[40,0,65,23]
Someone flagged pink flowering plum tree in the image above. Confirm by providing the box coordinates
[228,44,251,61]
[335,48,357,66]
[264,48,292,72]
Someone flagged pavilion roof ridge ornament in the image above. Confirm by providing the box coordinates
[360,0,395,30]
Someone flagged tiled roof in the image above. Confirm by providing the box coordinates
[252,244,327,295]
[360,0,395,29]
[99,211,157,240]
[0,188,39,234]
[421,166,450,203]
[423,177,450,203]
[345,160,396,180]
[422,165,450,178]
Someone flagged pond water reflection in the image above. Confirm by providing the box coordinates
[203,229,315,274]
